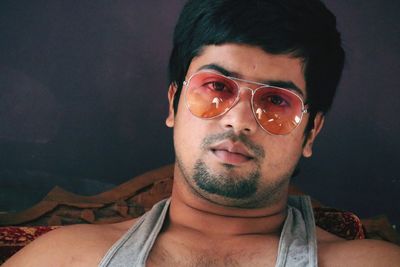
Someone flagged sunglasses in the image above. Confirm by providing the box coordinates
[183,71,308,135]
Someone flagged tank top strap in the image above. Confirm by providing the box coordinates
[275,195,318,267]
[99,198,170,267]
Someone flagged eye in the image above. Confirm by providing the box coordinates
[267,95,289,106]
[206,81,229,92]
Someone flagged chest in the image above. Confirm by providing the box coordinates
[147,234,280,267]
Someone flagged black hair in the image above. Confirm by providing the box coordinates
[168,0,345,133]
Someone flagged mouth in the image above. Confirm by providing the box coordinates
[210,142,254,165]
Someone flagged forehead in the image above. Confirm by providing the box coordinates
[187,44,306,97]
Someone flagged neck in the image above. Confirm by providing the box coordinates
[166,175,289,238]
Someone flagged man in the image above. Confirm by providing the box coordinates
[5,0,400,266]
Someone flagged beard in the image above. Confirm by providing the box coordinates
[193,159,259,199]
[175,131,292,209]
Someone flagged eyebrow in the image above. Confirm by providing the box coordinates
[197,63,305,97]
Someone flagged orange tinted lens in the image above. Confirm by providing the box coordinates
[186,72,238,118]
[253,87,304,135]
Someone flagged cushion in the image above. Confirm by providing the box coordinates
[0,226,58,264]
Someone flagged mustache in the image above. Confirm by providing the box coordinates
[201,130,265,159]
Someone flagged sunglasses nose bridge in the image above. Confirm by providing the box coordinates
[235,86,256,109]
[227,86,257,121]
[236,86,255,98]
[219,85,260,135]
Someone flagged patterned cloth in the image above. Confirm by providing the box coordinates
[0,226,58,264]
[314,207,365,240]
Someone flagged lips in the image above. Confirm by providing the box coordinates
[210,141,254,164]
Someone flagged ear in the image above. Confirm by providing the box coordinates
[302,112,325,158]
[165,84,177,128]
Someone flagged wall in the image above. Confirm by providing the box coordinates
[0,0,399,227]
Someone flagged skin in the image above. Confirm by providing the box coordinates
[4,44,400,267]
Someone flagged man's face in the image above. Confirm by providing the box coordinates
[166,44,323,208]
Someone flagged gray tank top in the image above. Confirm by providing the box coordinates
[99,196,317,267]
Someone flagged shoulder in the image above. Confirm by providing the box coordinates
[318,236,400,266]
[3,218,138,267]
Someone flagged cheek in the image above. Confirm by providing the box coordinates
[173,103,206,162]
[260,135,304,175]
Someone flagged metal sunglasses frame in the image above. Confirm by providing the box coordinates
[183,70,308,135]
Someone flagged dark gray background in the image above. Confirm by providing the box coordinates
[0,1,399,228]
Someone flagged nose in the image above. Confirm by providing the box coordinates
[219,87,259,135]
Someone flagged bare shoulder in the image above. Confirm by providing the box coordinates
[318,227,400,267]
[3,218,138,267]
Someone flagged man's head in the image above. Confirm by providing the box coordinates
[168,0,345,133]
[165,0,344,208]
